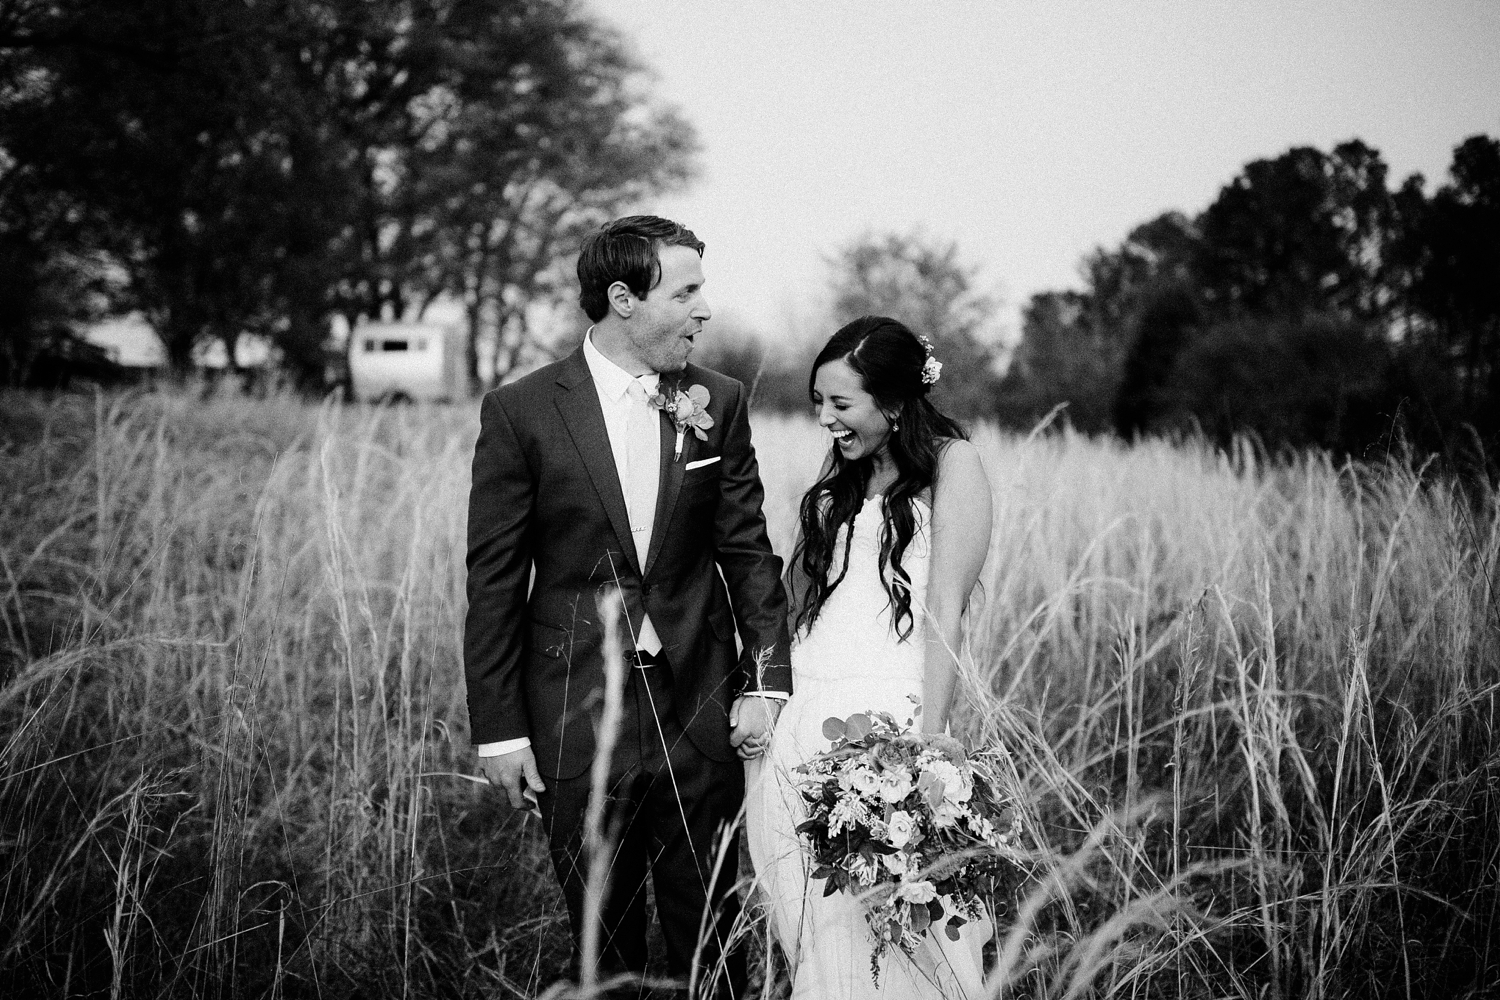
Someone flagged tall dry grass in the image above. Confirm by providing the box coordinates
[0,390,1495,998]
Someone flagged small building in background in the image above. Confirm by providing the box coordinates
[86,314,166,370]
[82,314,279,391]
[347,321,467,403]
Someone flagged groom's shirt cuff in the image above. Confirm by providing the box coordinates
[477,737,530,757]
[478,694,787,757]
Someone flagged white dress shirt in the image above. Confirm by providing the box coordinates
[478,332,784,759]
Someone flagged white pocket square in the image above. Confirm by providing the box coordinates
[685,456,721,471]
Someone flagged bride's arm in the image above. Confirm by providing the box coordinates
[920,439,993,735]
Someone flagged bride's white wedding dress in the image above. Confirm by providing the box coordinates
[746,496,989,999]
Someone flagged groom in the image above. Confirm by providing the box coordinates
[464,215,792,996]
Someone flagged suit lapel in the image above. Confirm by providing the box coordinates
[645,406,685,577]
[553,350,641,576]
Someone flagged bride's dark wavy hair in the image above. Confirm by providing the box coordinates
[791,316,968,641]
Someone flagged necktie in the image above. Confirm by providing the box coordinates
[624,379,659,570]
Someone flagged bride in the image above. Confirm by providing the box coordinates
[744,316,994,998]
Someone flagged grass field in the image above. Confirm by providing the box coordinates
[1,389,1496,999]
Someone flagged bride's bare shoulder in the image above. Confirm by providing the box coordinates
[930,438,989,515]
[934,437,986,484]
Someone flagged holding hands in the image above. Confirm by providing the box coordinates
[730,695,781,761]
[482,691,781,808]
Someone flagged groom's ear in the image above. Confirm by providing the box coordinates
[607,280,635,319]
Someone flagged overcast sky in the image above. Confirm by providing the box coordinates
[589,0,1500,346]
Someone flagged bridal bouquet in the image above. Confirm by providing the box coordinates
[794,710,1027,974]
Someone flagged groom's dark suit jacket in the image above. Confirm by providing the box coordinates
[463,347,793,780]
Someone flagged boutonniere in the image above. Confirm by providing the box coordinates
[647,382,714,460]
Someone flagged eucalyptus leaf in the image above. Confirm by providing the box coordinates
[909,905,930,933]
[845,713,872,741]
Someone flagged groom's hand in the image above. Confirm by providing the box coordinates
[480,747,546,813]
[729,696,781,760]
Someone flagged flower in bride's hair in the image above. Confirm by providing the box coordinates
[920,355,942,385]
[915,333,942,385]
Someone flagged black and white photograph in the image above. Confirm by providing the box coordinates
[2,2,1497,998]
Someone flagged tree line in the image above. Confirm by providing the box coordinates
[707,135,1498,463]
[999,136,1500,457]
[4,3,1494,462]
[0,0,695,389]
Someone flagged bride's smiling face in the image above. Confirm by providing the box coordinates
[812,357,895,462]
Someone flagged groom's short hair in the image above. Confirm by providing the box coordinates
[578,215,705,322]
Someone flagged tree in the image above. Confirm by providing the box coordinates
[1000,136,1498,454]
[4,0,251,373]
[0,0,695,389]
[1111,282,1202,438]
[1395,135,1500,430]
[686,314,819,413]
[1080,211,1198,335]
[1161,313,1398,454]
[999,212,1197,433]
[0,140,115,385]
[1194,141,1399,324]
[826,230,1002,418]
[998,290,1112,431]
[308,1,697,388]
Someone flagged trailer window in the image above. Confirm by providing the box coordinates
[363,339,376,352]
[380,340,409,352]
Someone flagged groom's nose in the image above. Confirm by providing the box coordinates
[691,293,711,321]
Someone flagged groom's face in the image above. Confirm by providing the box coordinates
[625,243,711,374]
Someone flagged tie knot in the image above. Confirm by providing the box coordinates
[627,379,650,403]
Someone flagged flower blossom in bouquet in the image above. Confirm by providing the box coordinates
[793,709,1028,980]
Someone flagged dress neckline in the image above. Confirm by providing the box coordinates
[860,493,931,510]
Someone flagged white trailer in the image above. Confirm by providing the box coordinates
[348,321,468,403]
